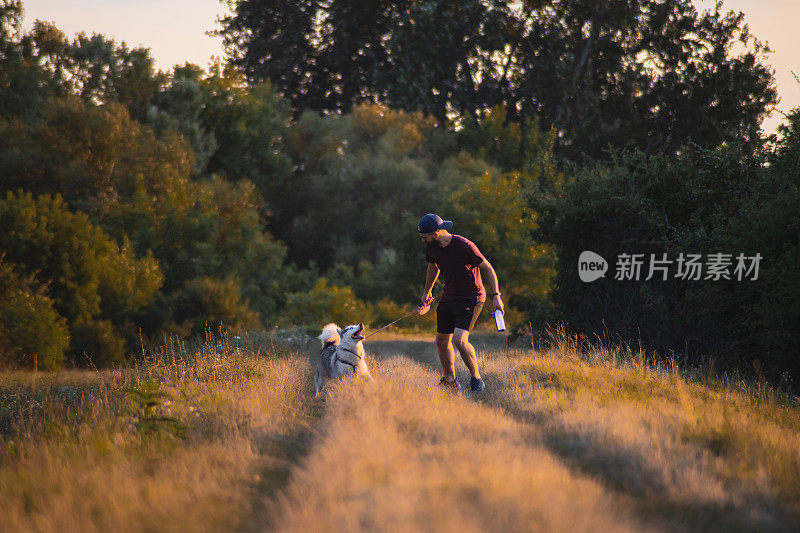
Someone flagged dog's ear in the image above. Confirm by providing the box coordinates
[338,328,345,336]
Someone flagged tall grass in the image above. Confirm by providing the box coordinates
[2,326,798,532]
[0,333,314,532]
[475,326,800,530]
[268,359,650,533]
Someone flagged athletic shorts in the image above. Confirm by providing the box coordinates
[436,298,484,334]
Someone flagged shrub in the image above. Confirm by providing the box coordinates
[366,297,435,330]
[0,191,162,366]
[284,278,375,327]
[0,258,70,370]
[69,318,127,368]
[168,277,260,338]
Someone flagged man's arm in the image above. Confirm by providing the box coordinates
[478,260,505,314]
[422,263,439,301]
[418,263,439,313]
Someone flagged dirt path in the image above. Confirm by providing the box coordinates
[249,338,670,532]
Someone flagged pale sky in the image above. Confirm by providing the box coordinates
[20,0,800,133]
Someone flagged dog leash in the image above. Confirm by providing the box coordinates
[363,295,439,340]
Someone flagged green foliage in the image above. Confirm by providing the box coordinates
[275,104,467,301]
[146,63,218,173]
[167,277,260,338]
[199,66,292,198]
[282,278,440,329]
[0,10,163,120]
[449,106,562,326]
[221,0,776,157]
[0,4,58,119]
[70,318,127,368]
[0,97,195,220]
[368,297,435,330]
[284,278,375,327]
[0,258,70,370]
[531,149,711,348]
[457,105,552,174]
[704,113,800,383]
[530,134,800,384]
[0,95,301,329]
[125,380,186,439]
[143,63,292,203]
[0,191,162,366]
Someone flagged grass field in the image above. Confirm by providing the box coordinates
[1,329,799,532]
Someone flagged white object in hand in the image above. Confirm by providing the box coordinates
[494,309,506,332]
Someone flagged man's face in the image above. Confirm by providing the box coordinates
[419,230,438,244]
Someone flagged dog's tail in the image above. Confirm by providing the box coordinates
[318,323,341,346]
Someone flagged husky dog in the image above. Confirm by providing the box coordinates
[315,322,374,397]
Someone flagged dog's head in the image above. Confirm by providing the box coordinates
[338,323,365,352]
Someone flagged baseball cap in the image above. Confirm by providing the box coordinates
[417,213,453,233]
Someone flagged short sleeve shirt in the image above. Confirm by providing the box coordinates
[425,235,486,303]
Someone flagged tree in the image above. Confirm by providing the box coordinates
[219,0,776,158]
[198,65,292,201]
[0,5,163,121]
[0,2,58,119]
[0,97,195,222]
[0,257,70,370]
[0,96,303,324]
[218,0,517,123]
[273,103,468,301]
[530,149,717,352]
[146,63,218,174]
[166,277,260,337]
[449,107,561,324]
[526,136,800,385]
[0,191,163,366]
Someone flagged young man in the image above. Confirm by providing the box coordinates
[417,213,504,392]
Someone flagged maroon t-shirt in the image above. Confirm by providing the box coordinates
[425,235,486,303]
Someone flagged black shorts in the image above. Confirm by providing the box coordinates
[436,298,484,334]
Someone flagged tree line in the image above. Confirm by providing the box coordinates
[1,0,798,389]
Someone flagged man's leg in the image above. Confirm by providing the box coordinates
[435,302,458,382]
[453,328,481,379]
[435,332,456,380]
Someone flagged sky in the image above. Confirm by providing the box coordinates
[20,0,800,134]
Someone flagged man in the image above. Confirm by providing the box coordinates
[417,213,504,392]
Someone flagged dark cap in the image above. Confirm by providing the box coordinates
[417,213,453,233]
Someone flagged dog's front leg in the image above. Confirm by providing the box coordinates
[360,362,375,383]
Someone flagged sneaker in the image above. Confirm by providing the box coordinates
[439,376,461,391]
[470,377,485,392]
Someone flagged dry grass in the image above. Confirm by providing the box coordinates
[0,336,315,533]
[268,357,657,533]
[2,330,799,532]
[473,334,800,531]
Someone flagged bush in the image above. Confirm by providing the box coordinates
[0,191,162,366]
[69,318,127,368]
[0,259,70,370]
[366,297,434,330]
[284,278,375,327]
[529,140,800,385]
[168,277,260,338]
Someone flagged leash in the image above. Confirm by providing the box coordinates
[363,295,439,340]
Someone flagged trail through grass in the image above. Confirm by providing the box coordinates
[267,356,652,533]
[2,332,799,532]
[359,337,800,532]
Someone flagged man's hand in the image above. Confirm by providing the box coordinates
[418,292,433,315]
[493,294,505,315]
